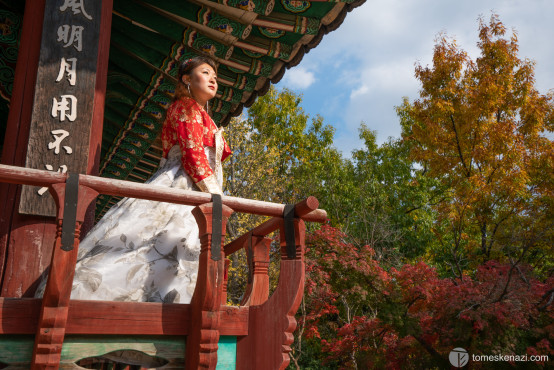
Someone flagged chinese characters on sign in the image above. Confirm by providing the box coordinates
[20,0,102,216]
[41,1,89,194]
[59,0,93,20]
[56,57,77,85]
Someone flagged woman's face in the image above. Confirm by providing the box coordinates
[183,63,217,106]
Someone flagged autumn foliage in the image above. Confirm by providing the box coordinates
[400,14,554,273]
[301,226,553,369]
[287,15,553,369]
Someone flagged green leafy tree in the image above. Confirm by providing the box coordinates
[346,125,441,262]
[225,86,338,230]
[224,87,341,304]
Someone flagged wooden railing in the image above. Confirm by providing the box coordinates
[0,164,327,369]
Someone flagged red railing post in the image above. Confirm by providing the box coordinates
[236,218,306,370]
[241,235,271,306]
[186,202,233,369]
[31,181,98,369]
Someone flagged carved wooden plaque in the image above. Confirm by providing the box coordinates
[19,0,103,217]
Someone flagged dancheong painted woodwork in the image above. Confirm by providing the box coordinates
[0,0,363,368]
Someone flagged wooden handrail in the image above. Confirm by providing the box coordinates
[0,164,328,222]
[0,163,66,186]
[224,197,320,255]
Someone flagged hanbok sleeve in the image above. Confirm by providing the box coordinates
[174,103,222,194]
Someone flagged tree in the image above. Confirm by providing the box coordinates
[347,125,441,261]
[225,86,338,234]
[223,86,340,304]
[400,14,554,276]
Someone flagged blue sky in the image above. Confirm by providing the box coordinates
[275,0,554,156]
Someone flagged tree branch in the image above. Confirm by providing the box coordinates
[537,289,554,312]
[450,115,471,177]
[414,335,450,367]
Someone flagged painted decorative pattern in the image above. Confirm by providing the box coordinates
[0,10,21,102]
[269,41,292,59]
[198,7,249,40]
[100,72,165,174]
[216,0,275,16]
[107,71,144,91]
[243,49,265,58]
[213,100,232,114]
[246,59,272,77]
[150,92,172,110]
[185,30,233,60]
[234,75,257,91]
[220,87,243,104]
[211,112,224,124]
[118,142,146,158]
[295,16,320,34]
[259,27,286,39]
[281,0,311,13]
[0,10,20,44]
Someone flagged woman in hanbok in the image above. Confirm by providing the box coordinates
[36,56,231,304]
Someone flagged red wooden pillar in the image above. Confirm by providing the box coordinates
[0,0,49,298]
[0,0,112,298]
[187,202,233,369]
[221,258,231,306]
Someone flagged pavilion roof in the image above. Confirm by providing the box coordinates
[0,0,366,218]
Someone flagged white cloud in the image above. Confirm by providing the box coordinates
[350,84,368,99]
[282,66,316,89]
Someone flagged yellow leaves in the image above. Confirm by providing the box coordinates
[403,13,554,264]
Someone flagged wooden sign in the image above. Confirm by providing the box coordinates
[19,0,103,217]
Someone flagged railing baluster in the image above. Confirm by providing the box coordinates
[31,182,98,369]
[186,202,233,369]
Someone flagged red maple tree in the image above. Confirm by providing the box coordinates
[293,226,553,369]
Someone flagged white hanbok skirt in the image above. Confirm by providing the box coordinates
[35,145,223,304]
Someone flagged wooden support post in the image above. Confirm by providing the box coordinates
[221,258,230,306]
[31,182,98,369]
[0,0,53,299]
[241,235,271,306]
[186,202,233,369]
[236,219,306,370]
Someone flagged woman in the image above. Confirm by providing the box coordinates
[36,56,231,304]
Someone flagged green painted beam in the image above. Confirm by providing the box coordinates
[0,335,237,368]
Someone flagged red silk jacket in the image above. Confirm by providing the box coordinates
[161,97,231,184]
